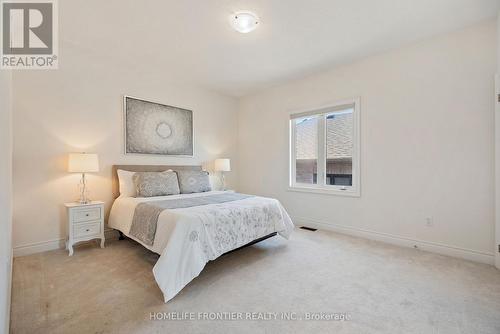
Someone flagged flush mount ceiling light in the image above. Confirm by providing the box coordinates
[230,11,259,33]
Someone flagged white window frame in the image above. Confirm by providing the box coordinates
[288,97,360,197]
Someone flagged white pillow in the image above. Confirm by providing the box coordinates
[117,169,136,198]
[117,169,174,197]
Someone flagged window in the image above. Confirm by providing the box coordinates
[289,98,360,196]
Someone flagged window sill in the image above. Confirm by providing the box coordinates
[287,186,360,197]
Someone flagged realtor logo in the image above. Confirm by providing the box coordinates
[1,0,58,69]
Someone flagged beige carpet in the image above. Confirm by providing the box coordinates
[10,229,500,334]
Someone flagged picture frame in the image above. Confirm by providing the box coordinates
[123,95,194,157]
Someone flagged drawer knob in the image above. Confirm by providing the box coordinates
[86,229,90,232]
[86,214,89,217]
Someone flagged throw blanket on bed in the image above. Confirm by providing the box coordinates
[130,193,254,246]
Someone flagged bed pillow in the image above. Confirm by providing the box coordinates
[133,170,180,197]
[177,170,211,194]
[117,169,137,198]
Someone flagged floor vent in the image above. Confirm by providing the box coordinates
[300,226,317,232]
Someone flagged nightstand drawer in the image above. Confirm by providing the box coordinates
[73,207,101,223]
[74,222,101,238]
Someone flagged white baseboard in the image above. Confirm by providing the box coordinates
[13,220,493,265]
[13,238,65,257]
[13,229,120,257]
[294,217,494,265]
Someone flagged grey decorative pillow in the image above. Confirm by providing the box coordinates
[177,170,211,194]
[133,171,180,197]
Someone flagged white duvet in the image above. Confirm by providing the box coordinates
[108,191,294,302]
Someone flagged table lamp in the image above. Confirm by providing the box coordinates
[68,153,99,204]
[214,158,231,191]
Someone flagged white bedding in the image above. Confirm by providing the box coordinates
[108,191,294,302]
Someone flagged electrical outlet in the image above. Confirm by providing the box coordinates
[425,217,433,227]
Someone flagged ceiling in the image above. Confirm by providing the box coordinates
[60,0,500,97]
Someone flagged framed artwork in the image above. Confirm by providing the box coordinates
[124,96,193,156]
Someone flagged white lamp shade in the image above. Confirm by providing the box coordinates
[214,158,231,172]
[68,153,99,173]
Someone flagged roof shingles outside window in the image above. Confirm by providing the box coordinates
[295,112,353,161]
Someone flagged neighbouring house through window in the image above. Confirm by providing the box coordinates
[289,98,360,196]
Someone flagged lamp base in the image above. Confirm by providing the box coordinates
[78,173,91,204]
[220,172,226,191]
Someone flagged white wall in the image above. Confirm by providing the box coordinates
[495,12,500,269]
[238,20,496,263]
[12,42,239,255]
[0,70,13,334]
[10,16,497,265]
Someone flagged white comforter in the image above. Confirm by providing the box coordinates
[108,191,294,302]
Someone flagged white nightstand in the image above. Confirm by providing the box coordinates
[64,201,105,256]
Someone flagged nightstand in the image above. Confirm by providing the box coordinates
[64,201,105,256]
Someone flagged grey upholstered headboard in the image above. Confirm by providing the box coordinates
[112,165,202,199]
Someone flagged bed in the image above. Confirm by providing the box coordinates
[108,165,294,302]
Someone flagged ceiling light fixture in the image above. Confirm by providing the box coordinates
[231,11,259,33]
